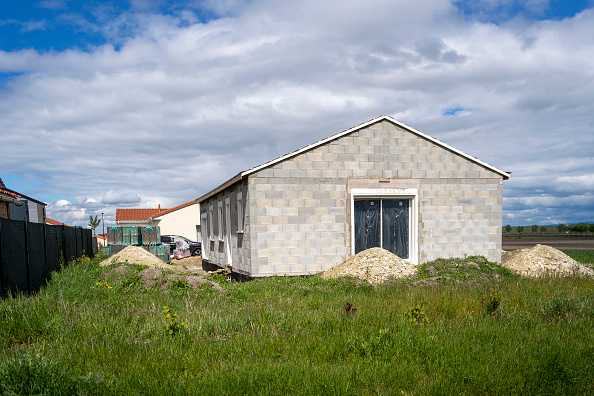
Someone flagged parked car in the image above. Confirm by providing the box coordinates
[160,235,201,256]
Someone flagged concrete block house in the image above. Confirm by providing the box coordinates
[197,116,509,277]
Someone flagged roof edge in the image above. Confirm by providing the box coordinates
[151,200,197,219]
[242,115,509,180]
[196,172,243,203]
[195,115,510,203]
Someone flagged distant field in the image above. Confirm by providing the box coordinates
[502,237,594,250]
[502,225,594,237]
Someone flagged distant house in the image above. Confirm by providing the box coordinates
[116,208,163,227]
[0,178,47,223]
[46,217,68,226]
[197,115,509,278]
[116,201,201,241]
[0,178,10,219]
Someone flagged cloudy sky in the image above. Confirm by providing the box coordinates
[1,0,593,228]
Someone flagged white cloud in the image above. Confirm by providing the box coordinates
[0,0,593,226]
[101,190,142,205]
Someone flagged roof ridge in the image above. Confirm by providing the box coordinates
[151,200,196,219]
[196,115,509,203]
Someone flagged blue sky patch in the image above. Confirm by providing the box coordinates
[455,0,593,23]
[443,107,466,116]
[0,1,219,52]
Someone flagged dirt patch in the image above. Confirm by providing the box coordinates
[170,256,207,274]
[100,246,171,268]
[502,244,594,278]
[103,265,226,294]
[100,246,210,275]
[100,246,224,293]
[321,247,417,284]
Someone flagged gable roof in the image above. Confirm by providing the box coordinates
[115,201,197,222]
[116,208,165,222]
[0,186,46,205]
[0,178,4,188]
[150,201,196,219]
[197,115,510,203]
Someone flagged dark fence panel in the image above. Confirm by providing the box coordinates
[27,222,46,291]
[64,226,76,263]
[75,227,81,258]
[0,218,92,297]
[45,225,60,273]
[0,219,28,294]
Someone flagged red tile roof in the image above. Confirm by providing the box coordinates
[0,188,21,198]
[116,208,166,222]
[115,201,196,222]
[151,201,196,218]
[46,217,67,226]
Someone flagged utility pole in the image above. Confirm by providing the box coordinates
[101,212,104,239]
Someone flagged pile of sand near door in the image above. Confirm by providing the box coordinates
[502,244,594,278]
[321,247,417,284]
[99,246,171,269]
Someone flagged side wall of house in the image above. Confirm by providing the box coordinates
[200,180,251,275]
[157,204,201,241]
[246,120,503,276]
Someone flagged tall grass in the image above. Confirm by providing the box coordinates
[1,256,594,395]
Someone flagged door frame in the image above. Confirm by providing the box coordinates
[350,188,418,264]
[224,198,232,266]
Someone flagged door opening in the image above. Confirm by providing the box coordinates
[354,198,409,259]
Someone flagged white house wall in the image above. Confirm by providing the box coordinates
[157,203,201,241]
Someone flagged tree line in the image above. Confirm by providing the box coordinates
[504,223,594,235]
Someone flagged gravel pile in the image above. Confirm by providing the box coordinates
[99,246,171,269]
[502,244,594,278]
[321,247,417,284]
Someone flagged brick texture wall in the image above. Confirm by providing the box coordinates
[202,119,504,276]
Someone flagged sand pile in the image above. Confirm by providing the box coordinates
[502,244,594,278]
[100,246,170,269]
[321,247,417,284]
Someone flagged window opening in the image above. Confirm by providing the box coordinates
[200,213,208,259]
[237,192,244,232]
[217,201,223,241]
[225,198,232,265]
[208,205,214,241]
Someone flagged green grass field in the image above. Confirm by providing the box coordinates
[563,250,594,265]
[1,255,594,395]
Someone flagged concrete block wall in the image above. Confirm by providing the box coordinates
[202,119,504,276]
[200,180,251,275]
[247,175,349,276]
[417,178,502,263]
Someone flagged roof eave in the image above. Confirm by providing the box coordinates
[196,172,244,203]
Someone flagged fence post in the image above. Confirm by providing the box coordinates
[0,219,4,297]
[24,220,31,293]
[43,221,48,274]
[62,224,67,267]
